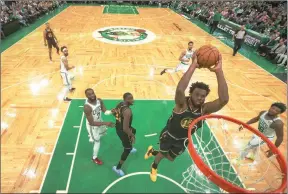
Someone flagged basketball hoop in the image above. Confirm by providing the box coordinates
[182,114,287,193]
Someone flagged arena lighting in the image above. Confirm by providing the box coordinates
[36,146,46,154]
[149,67,154,77]
[6,111,16,118]
[40,79,49,87]
[22,168,36,179]
[1,122,8,130]
[30,83,40,95]
[78,66,83,75]
[48,120,55,128]
[51,108,59,117]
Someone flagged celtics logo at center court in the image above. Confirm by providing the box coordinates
[92,26,156,45]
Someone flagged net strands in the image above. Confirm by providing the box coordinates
[181,115,287,193]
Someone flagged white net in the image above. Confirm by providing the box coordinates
[181,117,286,193]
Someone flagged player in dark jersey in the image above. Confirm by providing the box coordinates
[43,22,60,61]
[144,52,229,182]
[112,92,137,176]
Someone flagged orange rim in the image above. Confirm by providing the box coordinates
[187,114,287,193]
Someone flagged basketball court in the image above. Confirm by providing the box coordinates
[1,5,287,193]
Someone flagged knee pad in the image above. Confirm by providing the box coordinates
[121,148,132,161]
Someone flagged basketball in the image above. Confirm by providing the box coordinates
[196,45,220,68]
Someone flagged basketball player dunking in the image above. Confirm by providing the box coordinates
[112,93,137,176]
[60,46,75,101]
[43,22,60,61]
[84,88,115,165]
[145,53,229,182]
[238,102,286,161]
[160,41,195,75]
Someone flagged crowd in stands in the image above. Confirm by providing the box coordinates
[173,1,287,68]
[0,0,66,37]
[175,1,287,37]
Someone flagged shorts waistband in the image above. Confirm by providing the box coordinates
[181,62,189,65]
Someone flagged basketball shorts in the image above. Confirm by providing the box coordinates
[175,62,189,73]
[116,127,136,149]
[159,129,188,158]
[87,125,107,142]
[60,72,72,87]
[247,134,274,149]
[47,40,58,49]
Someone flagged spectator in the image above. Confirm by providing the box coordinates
[0,0,66,36]
[274,50,287,67]
[210,8,222,34]
[257,32,280,56]
[266,39,287,60]
[174,1,287,36]
[1,27,5,39]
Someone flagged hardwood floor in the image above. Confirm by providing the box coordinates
[1,6,286,193]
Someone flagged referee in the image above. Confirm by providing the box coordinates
[233,25,246,56]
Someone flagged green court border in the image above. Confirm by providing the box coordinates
[39,99,244,193]
[103,5,139,14]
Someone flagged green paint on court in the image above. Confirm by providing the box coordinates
[40,99,243,193]
[103,5,139,14]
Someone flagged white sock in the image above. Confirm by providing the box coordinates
[63,87,69,100]
[93,141,100,159]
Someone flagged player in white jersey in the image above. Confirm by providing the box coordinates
[60,46,75,101]
[239,102,286,161]
[84,88,115,165]
[160,41,195,75]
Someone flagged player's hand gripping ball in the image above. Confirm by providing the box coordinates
[195,45,220,68]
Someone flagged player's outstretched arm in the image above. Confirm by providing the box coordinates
[202,54,229,114]
[99,98,113,115]
[84,104,114,127]
[175,54,198,110]
[246,111,265,124]
[178,50,188,62]
[99,98,107,112]
[266,120,284,157]
[272,121,284,148]
[239,111,265,131]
